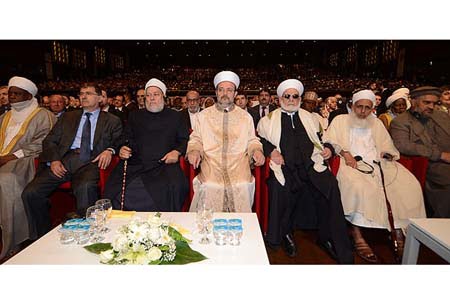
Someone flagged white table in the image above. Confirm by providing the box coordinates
[4,212,269,265]
[402,218,450,264]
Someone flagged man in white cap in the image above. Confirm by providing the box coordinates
[390,86,450,218]
[187,71,265,213]
[103,78,189,212]
[324,89,426,263]
[22,82,123,240]
[257,79,353,263]
[378,90,408,130]
[0,76,56,260]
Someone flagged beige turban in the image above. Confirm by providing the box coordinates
[213,71,240,89]
[145,78,167,96]
[8,76,38,97]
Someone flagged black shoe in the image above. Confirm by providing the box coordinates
[282,233,298,258]
[317,240,338,261]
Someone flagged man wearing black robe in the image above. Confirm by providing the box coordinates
[257,79,353,264]
[104,78,189,211]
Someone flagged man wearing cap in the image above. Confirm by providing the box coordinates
[0,76,56,259]
[390,86,450,218]
[257,79,353,263]
[103,78,189,212]
[22,83,122,239]
[301,90,328,131]
[187,71,265,213]
[248,88,276,128]
[324,89,426,263]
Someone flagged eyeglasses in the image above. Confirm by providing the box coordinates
[283,94,300,99]
[79,92,98,97]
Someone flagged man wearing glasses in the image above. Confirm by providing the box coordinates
[325,89,426,263]
[257,79,353,263]
[22,83,123,239]
[187,71,265,213]
[180,90,201,130]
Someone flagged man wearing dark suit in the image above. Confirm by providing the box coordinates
[22,83,123,239]
[124,90,138,112]
[248,88,276,128]
[110,94,129,124]
[390,86,450,218]
[180,90,201,130]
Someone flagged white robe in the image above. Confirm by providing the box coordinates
[187,105,262,213]
[0,105,56,259]
[323,114,426,230]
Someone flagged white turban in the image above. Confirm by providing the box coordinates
[393,87,409,96]
[8,76,38,97]
[213,71,240,89]
[276,79,304,98]
[145,78,167,96]
[352,89,376,106]
[386,92,408,108]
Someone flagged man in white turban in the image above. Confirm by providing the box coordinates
[378,91,408,130]
[324,89,426,263]
[187,71,265,213]
[0,76,56,260]
[103,78,189,212]
[257,79,353,263]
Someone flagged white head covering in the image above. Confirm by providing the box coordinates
[213,71,240,89]
[145,78,167,96]
[352,89,376,106]
[392,87,409,96]
[8,76,38,97]
[276,79,304,98]
[386,92,408,108]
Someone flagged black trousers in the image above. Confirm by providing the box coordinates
[22,152,100,239]
[266,167,354,264]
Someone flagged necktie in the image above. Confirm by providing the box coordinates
[261,106,266,117]
[79,112,92,162]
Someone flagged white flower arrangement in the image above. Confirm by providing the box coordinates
[85,212,206,265]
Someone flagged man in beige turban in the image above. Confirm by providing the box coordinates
[0,76,56,260]
[187,71,265,213]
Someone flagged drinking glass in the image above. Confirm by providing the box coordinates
[196,192,213,244]
[95,199,112,233]
[86,204,105,243]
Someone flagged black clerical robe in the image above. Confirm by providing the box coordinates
[260,112,353,264]
[104,108,189,211]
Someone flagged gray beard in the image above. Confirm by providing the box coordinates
[280,102,301,113]
[348,111,375,129]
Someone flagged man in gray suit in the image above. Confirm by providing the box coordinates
[22,83,123,239]
[390,86,450,218]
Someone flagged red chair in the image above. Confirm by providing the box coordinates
[34,156,121,226]
[398,155,428,189]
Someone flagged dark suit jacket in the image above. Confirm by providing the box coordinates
[40,109,123,163]
[110,106,129,124]
[179,108,202,130]
[248,104,276,128]
[328,106,349,125]
[125,101,138,112]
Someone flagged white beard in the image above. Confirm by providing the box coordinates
[348,111,375,129]
[280,101,301,113]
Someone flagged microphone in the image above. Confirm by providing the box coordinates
[354,155,362,162]
[382,153,394,161]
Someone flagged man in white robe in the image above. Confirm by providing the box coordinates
[187,71,265,212]
[324,89,426,263]
[0,76,56,260]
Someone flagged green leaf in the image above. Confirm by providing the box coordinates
[84,243,113,254]
[168,226,191,243]
[161,241,207,265]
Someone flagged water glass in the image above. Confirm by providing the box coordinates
[228,225,243,246]
[95,199,112,233]
[86,204,105,242]
[73,226,90,245]
[213,225,228,246]
[58,227,75,245]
